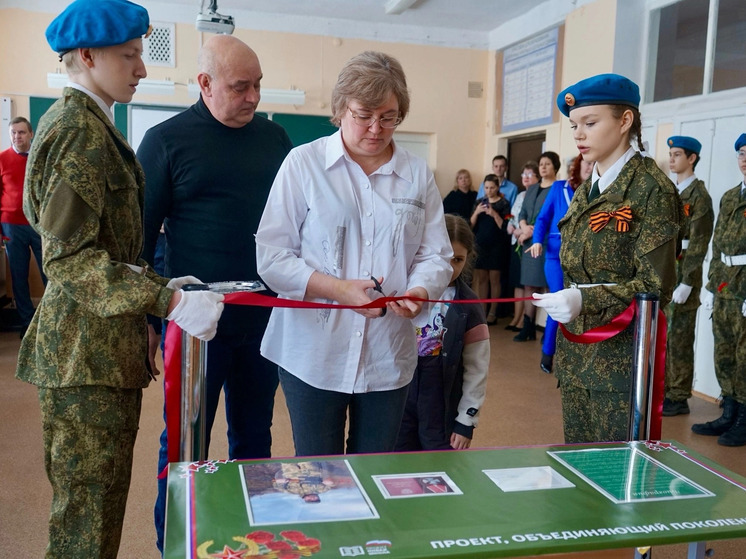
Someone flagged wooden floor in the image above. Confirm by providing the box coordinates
[1,323,745,558]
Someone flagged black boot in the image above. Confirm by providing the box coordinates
[692,396,739,436]
[540,352,553,374]
[513,315,536,342]
[718,403,746,446]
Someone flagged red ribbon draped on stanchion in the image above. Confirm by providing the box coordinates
[559,301,667,440]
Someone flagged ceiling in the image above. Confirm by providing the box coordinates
[158,0,553,49]
[6,0,581,50]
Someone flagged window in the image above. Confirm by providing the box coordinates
[713,0,746,92]
[649,0,746,102]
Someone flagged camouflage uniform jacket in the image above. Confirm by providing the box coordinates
[675,178,714,310]
[706,184,746,301]
[556,154,682,391]
[16,88,173,389]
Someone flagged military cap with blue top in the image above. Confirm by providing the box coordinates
[557,73,640,117]
[667,136,702,155]
[46,0,151,57]
[735,134,746,152]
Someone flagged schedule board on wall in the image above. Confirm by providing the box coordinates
[501,27,559,132]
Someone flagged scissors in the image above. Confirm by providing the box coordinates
[370,276,389,316]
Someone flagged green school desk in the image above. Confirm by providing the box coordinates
[164,440,746,558]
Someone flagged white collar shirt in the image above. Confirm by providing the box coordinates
[592,146,637,194]
[256,130,452,393]
[67,82,115,125]
[676,174,697,194]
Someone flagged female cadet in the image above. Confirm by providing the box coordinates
[533,74,682,443]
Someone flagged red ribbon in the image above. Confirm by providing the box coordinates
[559,301,666,440]
[160,292,530,474]
[161,292,666,475]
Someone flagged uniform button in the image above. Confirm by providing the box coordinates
[363,270,369,276]
[355,331,362,337]
[365,240,371,246]
[366,211,372,217]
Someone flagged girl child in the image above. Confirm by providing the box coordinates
[396,214,490,451]
[470,173,512,324]
[533,73,682,443]
[443,169,477,222]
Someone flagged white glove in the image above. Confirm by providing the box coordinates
[671,283,692,305]
[742,300,746,318]
[532,288,582,324]
[167,275,203,290]
[702,290,714,312]
[167,290,225,341]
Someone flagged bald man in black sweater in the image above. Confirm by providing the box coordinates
[139,35,292,553]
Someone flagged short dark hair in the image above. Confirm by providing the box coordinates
[682,148,701,170]
[483,173,500,186]
[9,116,32,133]
[539,151,561,173]
[492,154,508,165]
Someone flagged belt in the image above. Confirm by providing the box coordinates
[721,253,746,267]
[570,282,618,288]
[681,239,689,250]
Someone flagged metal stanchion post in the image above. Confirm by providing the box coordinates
[630,293,660,559]
[178,281,266,463]
[628,292,660,441]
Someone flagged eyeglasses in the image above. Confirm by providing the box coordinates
[348,108,402,129]
[737,151,746,160]
[521,172,535,178]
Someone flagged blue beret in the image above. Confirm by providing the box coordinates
[667,136,701,155]
[735,134,746,152]
[557,73,640,117]
[46,0,150,55]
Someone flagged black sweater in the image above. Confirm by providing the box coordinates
[139,97,292,334]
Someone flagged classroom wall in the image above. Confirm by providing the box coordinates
[0,7,489,196]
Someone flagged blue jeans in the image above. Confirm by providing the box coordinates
[279,368,409,456]
[2,223,46,326]
[154,328,278,553]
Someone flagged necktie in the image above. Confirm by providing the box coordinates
[588,180,600,203]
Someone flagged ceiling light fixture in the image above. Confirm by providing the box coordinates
[384,0,418,15]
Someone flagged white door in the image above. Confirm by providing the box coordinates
[679,114,746,398]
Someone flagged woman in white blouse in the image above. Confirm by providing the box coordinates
[255,51,453,456]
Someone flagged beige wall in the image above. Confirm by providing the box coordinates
[0,8,489,195]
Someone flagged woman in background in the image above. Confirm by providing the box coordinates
[505,162,537,331]
[443,169,476,222]
[529,155,593,372]
[470,174,511,324]
[513,152,560,341]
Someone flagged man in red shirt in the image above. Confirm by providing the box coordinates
[0,117,46,337]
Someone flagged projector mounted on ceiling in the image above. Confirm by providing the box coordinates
[196,0,235,34]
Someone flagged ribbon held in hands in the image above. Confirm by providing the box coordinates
[589,206,633,233]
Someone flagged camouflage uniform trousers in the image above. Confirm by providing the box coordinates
[712,297,746,405]
[38,385,142,559]
[560,380,629,443]
[664,300,699,401]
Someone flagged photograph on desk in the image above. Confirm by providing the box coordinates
[240,460,379,526]
[372,472,462,499]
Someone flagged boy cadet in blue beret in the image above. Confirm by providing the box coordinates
[663,136,714,417]
[16,1,224,557]
[692,133,746,446]
[533,73,683,443]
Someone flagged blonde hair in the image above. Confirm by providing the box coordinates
[331,51,410,126]
[454,169,472,190]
